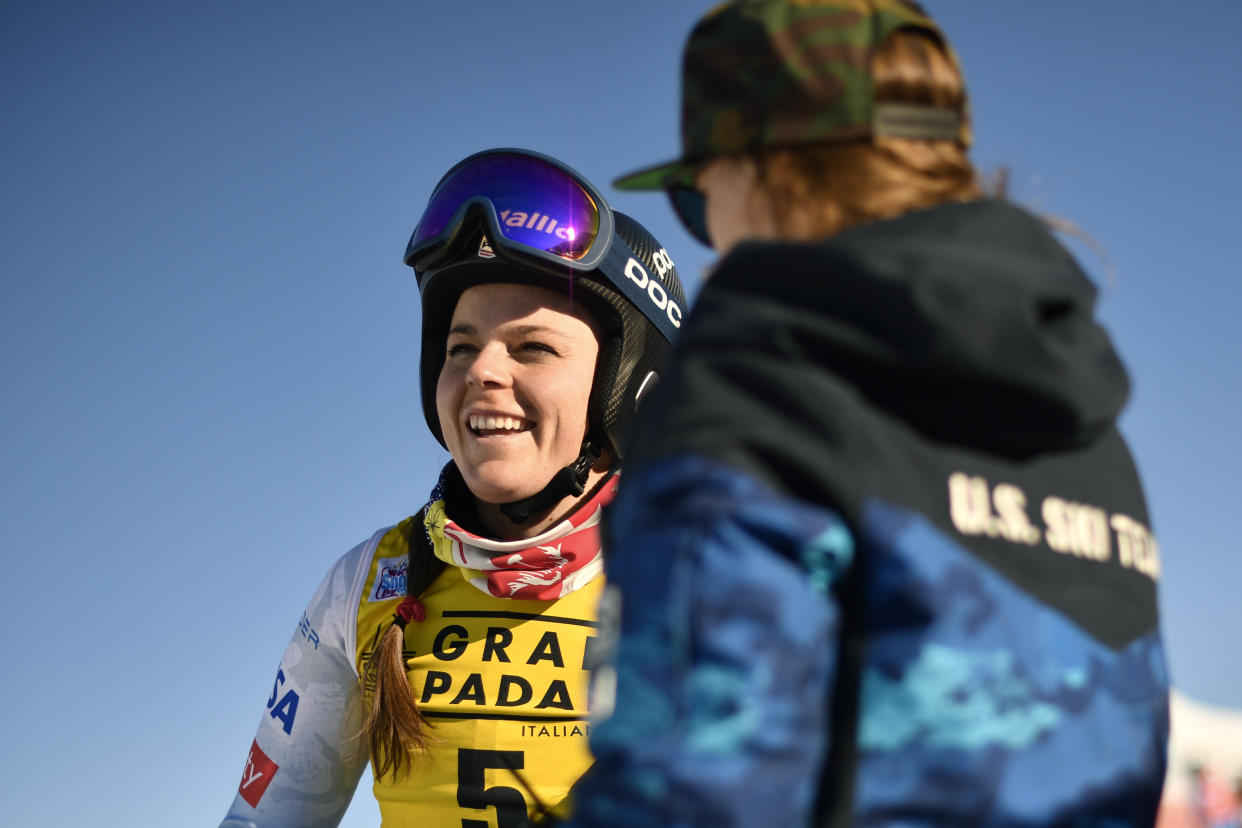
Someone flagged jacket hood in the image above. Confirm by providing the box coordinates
[707,200,1129,457]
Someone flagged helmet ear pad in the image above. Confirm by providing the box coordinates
[574,276,662,460]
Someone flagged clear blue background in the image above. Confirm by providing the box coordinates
[2,2,1238,825]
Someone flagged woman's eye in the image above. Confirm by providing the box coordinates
[517,341,557,356]
[446,343,477,358]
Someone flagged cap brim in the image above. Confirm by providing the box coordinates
[613,156,695,191]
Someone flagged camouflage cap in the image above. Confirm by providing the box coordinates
[615,0,970,191]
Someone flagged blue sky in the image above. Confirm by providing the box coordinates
[2,2,1239,825]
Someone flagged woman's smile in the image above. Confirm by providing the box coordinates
[466,411,535,437]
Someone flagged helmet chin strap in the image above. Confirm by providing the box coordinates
[498,439,603,524]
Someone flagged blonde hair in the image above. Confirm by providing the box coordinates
[752,29,982,240]
[360,515,444,779]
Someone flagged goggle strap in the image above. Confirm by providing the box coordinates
[598,243,680,343]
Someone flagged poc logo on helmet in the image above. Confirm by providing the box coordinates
[624,251,682,329]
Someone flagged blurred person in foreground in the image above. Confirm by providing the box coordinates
[219,149,685,826]
[568,1,1169,825]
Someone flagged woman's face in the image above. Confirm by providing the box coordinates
[436,282,600,505]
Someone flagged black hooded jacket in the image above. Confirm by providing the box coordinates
[572,200,1169,827]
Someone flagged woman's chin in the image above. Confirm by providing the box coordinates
[461,475,544,507]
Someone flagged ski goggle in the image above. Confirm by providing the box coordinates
[404,148,680,342]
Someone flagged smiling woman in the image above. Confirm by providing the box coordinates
[218,149,685,827]
[437,283,604,523]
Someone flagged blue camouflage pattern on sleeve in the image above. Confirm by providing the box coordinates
[568,454,853,828]
[851,498,1169,826]
[569,465,1167,826]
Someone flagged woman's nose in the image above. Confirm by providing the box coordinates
[466,342,511,387]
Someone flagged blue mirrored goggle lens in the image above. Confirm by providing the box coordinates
[411,153,600,261]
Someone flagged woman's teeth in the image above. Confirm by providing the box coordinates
[469,414,527,433]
